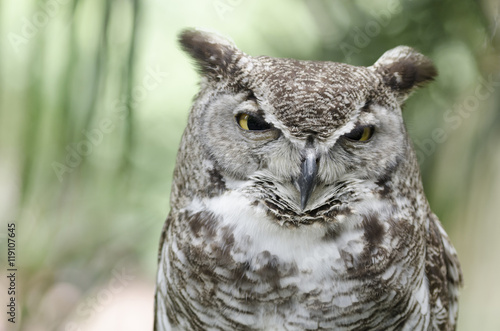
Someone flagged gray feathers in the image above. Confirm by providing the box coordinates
[155,29,462,331]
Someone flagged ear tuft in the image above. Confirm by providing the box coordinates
[372,46,437,100]
[179,28,239,80]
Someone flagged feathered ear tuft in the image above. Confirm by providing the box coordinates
[179,28,239,80]
[372,46,437,103]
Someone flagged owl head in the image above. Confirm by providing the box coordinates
[178,28,436,225]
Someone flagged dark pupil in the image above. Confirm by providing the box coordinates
[344,126,367,140]
[247,115,271,130]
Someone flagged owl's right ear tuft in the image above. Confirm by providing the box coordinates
[179,28,239,80]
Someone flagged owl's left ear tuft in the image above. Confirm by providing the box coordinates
[179,28,240,80]
[372,46,437,101]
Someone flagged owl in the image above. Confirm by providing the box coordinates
[155,28,462,331]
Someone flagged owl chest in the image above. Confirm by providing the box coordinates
[164,202,428,330]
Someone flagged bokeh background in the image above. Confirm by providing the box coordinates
[1,0,499,330]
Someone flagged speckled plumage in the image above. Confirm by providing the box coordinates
[155,29,462,331]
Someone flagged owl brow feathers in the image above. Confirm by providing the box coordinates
[180,28,438,113]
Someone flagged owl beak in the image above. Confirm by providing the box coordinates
[297,149,318,210]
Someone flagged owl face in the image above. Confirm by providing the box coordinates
[181,29,436,217]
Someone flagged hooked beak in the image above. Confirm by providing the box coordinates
[297,149,318,210]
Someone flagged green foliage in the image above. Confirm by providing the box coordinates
[1,0,499,329]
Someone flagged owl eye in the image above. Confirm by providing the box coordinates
[236,113,272,131]
[343,125,374,142]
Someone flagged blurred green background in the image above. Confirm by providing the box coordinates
[1,0,499,330]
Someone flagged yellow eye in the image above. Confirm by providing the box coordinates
[359,127,373,141]
[238,113,250,130]
[236,113,272,131]
[344,125,374,142]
